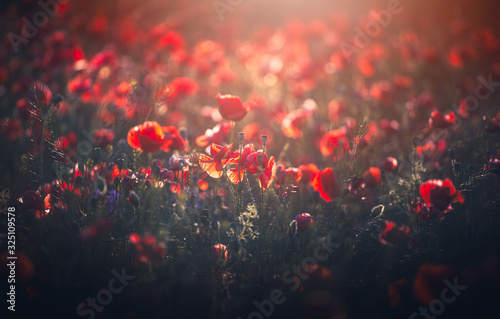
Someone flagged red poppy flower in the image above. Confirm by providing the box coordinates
[127,121,172,153]
[275,164,302,187]
[429,111,456,129]
[195,121,233,147]
[419,179,464,211]
[163,126,186,151]
[243,150,277,190]
[226,144,255,184]
[281,102,315,139]
[216,93,256,122]
[319,129,350,159]
[378,221,411,248]
[199,143,233,178]
[363,167,382,188]
[295,213,313,231]
[313,167,341,202]
[298,163,319,186]
[165,77,199,100]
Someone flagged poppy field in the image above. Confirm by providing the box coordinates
[1,0,500,318]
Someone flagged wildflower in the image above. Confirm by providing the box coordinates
[313,167,341,202]
[243,150,276,190]
[363,167,382,188]
[226,144,255,184]
[419,179,464,212]
[199,143,233,178]
[212,244,228,263]
[429,110,456,129]
[127,121,177,153]
[216,93,256,122]
[319,128,350,160]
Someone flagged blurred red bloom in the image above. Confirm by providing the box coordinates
[127,121,172,153]
[319,129,350,160]
[129,233,167,264]
[363,167,382,188]
[216,93,256,122]
[275,164,302,187]
[429,111,456,129]
[419,179,464,212]
[195,121,232,147]
[281,109,312,139]
[313,167,341,202]
[165,77,199,100]
[378,221,412,248]
[163,126,186,151]
[80,218,113,241]
[298,163,319,186]
[93,129,115,149]
[199,144,233,178]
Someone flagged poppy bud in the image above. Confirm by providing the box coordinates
[448,148,456,160]
[412,137,421,147]
[179,127,188,140]
[118,139,128,152]
[52,93,64,105]
[238,132,245,141]
[128,191,140,207]
[96,178,105,192]
[154,166,161,176]
[294,213,313,231]
[261,134,268,144]
[75,175,84,187]
[117,158,125,171]
[113,176,121,188]
[93,147,102,163]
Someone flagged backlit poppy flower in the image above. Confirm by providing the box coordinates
[378,221,412,248]
[313,167,341,202]
[164,77,199,100]
[296,163,318,186]
[226,144,255,184]
[281,109,312,139]
[127,121,172,153]
[216,93,257,122]
[281,99,316,139]
[429,111,456,129]
[163,126,186,151]
[243,150,277,190]
[328,99,347,123]
[363,167,382,188]
[199,143,233,178]
[419,179,464,212]
[295,213,313,231]
[319,128,350,160]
